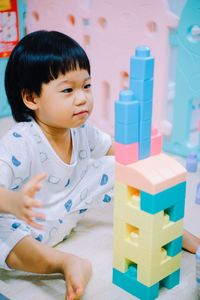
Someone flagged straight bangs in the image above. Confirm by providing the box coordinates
[17,32,90,96]
[48,46,91,81]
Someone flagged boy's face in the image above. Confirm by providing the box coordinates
[33,68,93,129]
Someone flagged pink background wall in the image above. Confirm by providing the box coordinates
[26,0,181,135]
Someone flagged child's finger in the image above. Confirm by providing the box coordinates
[24,196,42,208]
[25,173,47,196]
[26,218,44,230]
[26,209,46,221]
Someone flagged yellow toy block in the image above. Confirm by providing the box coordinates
[114,181,183,242]
[116,153,186,194]
[114,217,183,251]
[138,254,181,286]
[113,233,181,286]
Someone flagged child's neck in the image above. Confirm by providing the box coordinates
[48,133,72,164]
[36,119,72,164]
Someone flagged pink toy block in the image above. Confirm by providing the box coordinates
[115,142,138,165]
[151,128,163,156]
[116,153,187,195]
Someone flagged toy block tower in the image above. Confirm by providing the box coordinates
[113,46,187,299]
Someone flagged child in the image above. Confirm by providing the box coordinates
[0,30,114,300]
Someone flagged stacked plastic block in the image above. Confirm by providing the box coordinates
[113,46,187,299]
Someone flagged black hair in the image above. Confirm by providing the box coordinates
[5,30,91,122]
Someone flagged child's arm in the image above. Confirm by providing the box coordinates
[0,173,46,230]
[106,141,115,156]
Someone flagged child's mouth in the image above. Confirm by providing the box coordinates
[74,111,88,116]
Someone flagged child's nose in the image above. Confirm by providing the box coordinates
[74,90,87,105]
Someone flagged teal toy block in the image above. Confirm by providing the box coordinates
[140,120,152,141]
[0,0,26,119]
[113,267,159,300]
[130,46,154,80]
[139,139,151,160]
[115,90,139,125]
[164,236,183,256]
[165,201,185,223]
[140,100,152,121]
[140,182,186,221]
[160,269,180,289]
[115,122,139,144]
[130,78,153,101]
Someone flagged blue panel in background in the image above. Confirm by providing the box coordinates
[0,293,10,300]
[0,0,26,119]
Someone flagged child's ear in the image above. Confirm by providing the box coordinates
[21,89,39,110]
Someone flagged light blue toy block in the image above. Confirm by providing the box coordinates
[164,236,183,256]
[115,90,139,125]
[140,182,186,221]
[115,121,138,144]
[113,267,159,300]
[139,139,151,160]
[160,269,180,289]
[130,46,154,80]
[130,78,153,101]
[140,120,152,141]
[0,0,26,119]
[140,100,152,121]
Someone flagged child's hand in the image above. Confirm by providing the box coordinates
[12,173,47,230]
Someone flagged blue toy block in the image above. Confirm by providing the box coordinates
[140,182,186,221]
[113,267,159,300]
[139,139,151,160]
[140,120,152,141]
[0,0,26,119]
[130,46,154,80]
[140,100,152,121]
[115,121,139,144]
[164,236,183,256]
[186,152,198,172]
[160,269,180,289]
[130,78,153,101]
[0,294,10,300]
[115,90,139,125]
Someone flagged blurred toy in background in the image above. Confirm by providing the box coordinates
[164,0,200,160]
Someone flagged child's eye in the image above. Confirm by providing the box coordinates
[61,88,73,93]
[84,83,91,89]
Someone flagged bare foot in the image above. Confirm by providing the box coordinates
[62,254,92,300]
[183,229,200,254]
